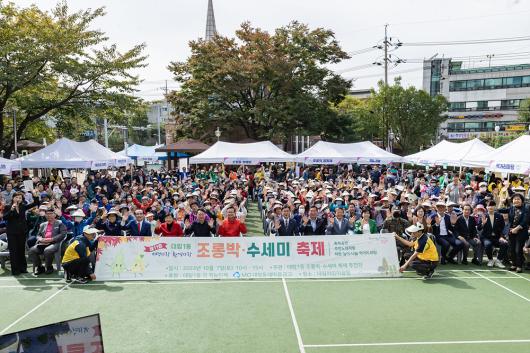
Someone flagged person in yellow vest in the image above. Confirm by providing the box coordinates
[62,226,100,284]
[394,223,439,279]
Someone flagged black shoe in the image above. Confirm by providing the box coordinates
[471,258,481,266]
[461,259,468,265]
[11,271,21,276]
[34,266,45,275]
[440,258,447,265]
[509,266,517,272]
[423,270,435,279]
[45,267,54,275]
[447,258,457,265]
[20,269,28,274]
[73,277,88,284]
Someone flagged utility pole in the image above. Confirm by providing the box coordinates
[383,24,389,150]
[384,24,388,86]
[13,109,18,157]
[104,118,109,147]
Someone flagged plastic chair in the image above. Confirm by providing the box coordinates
[31,238,66,274]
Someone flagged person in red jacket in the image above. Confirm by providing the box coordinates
[133,195,155,213]
[218,207,247,237]
[154,213,183,237]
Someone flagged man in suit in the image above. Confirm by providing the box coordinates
[431,202,462,264]
[125,209,152,237]
[28,208,67,275]
[477,200,507,268]
[273,206,298,236]
[326,208,354,235]
[301,206,327,235]
[454,204,482,265]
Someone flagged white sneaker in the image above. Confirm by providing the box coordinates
[494,259,505,269]
[487,259,494,267]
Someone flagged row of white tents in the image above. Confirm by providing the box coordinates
[188,136,530,174]
[2,135,530,175]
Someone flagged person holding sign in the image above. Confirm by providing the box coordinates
[394,223,439,279]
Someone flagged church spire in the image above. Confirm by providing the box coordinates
[205,0,217,41]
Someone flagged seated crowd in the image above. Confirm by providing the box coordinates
[0,164,529,282]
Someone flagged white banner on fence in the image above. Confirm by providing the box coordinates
[94,234,400,281]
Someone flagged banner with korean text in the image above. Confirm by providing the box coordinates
[94,234,400,281]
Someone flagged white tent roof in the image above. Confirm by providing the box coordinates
[296,141,403,164]
[404,139,494,167]
[83,140,132,167]
[18,138,130,169]
[0,157,21,174]
[118,144,166,161]
[189,141,295,164]
[466,135,530,174]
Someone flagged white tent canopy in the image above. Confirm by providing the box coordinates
[466,135,530,174]
[296,141,403,164]
[404,139,494,167]
[83,140,132,167]
[189,141,295,164]
[18,138,130,169]
[118,144,166,161]
[0,157,21,174]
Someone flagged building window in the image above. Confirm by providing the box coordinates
[503,76,522,87]
[484,78,502,89]
[449,75,530,91]
[477,101,488,109]
[449,102,465,110]
[467,79,484,90]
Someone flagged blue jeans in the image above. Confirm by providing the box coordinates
[436,235,463,260]
[481,237,508,261]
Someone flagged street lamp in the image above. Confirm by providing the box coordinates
[388,131,395,153]
[215,127,221,141]
[1,109,18,157]
[494,125,500,148]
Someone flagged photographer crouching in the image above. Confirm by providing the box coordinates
[62,226,100,284]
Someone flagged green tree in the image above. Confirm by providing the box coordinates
[368,79,447,154]
[167,21,351,143]
[518,98,530,122]
[329,96,380,142]
[0,1,147,155]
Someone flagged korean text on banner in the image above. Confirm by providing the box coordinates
[94,234,401,281]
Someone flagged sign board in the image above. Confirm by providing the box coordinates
[94,234,401,281]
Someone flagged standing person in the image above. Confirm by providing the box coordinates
[354,207,377,234]
[184,209,215,237]
[123,210,152,237]
[327,207,355,235]
[395,223,439,279]
[155,213,184,237]
[300,206,327,235]
[446,174,464,204]
[62,227,99,283]
[4,191,39,275]
[273,206,298,236]
[506,194,529,273]
[217,207,247,237]
[28,208,67,275]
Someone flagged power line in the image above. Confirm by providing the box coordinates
[402,36,530,46]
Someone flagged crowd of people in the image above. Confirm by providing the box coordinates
[0,163,529,282]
